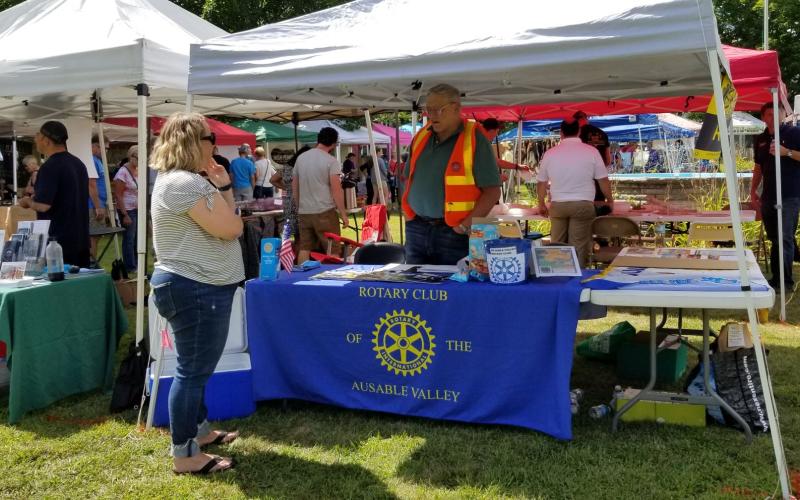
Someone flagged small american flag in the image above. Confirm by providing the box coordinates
[279,223,295,273]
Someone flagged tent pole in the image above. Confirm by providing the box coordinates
[771,89,787,321]
[709,50,790,500]
[94,102,122,261]
[763,0,769,50]
[364,110,391,242]
[394,110,403,245]
[134,84,149,352]
[185,93,193,113]
[292,112,300,152]
[637,127,644,172]
[11,130,18,204]
[411,111,418,136]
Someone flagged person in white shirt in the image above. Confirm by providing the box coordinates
[253,146,276,198]
[537,119,613,266]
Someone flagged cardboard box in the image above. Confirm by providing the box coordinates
[611,247,739,270]
[718,322,754,352]
[0,206,37,241]
[615,388,706,427]
[114,279,137,307]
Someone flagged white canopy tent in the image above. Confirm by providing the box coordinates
[0,0,350,423]
[295,120,391,146]
[190,0,790,496]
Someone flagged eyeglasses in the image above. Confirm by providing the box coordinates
[200,132,216,144]
[423,102,455,117]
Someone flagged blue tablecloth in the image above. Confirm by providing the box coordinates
[245,268,584,440]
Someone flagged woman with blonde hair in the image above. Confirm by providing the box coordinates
[149,112,244,475]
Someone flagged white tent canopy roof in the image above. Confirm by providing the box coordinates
[190,0,724,109]
[294,120,391,145]
[732,111,766,135]
[0,0,346,123]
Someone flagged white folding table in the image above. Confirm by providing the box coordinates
[587,255,774,442]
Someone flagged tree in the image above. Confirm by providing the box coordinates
[173,0,348,34]
[714,0,800,101]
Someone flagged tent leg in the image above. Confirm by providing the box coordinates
[94,93,122,261]
[364,110,392,242]
[709,50,791,500]
[771,89,787,322]
[185,93,193,113]
[11,131,18,204]
[134,84,149,347]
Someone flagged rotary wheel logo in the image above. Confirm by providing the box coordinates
[490,257,522,283]
[372,309,435,376]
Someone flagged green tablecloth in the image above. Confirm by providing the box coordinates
[0,273,128,423]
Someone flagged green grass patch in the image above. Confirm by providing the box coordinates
[1,216,797,498]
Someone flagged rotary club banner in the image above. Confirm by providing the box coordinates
[246,269,583,440]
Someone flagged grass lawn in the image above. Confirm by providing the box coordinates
[1,213,798,499]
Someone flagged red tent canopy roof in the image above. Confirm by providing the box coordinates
[464,45,788,121]
[104,116,256,148]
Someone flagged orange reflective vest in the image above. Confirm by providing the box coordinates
[402,120,481,227]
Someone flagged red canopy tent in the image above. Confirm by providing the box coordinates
[104,116,256,149]
[464,45,789,120]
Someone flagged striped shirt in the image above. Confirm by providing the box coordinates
[151,169,244,285]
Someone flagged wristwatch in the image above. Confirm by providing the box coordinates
[788,150,794,159]
[218,182,233,192]
[457,223,469,233]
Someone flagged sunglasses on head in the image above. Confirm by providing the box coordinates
[201,132,216,144]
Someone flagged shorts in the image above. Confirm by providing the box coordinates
[298,209,341,253]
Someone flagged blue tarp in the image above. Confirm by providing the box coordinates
[246,267,584,439]
[497,114,694,142]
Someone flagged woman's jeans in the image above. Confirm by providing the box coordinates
[121,209,138,272]
[150,269,237,458]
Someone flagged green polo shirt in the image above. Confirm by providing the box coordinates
[403,125,500,218]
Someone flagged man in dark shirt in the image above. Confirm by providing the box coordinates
[751,102,800,288]
[18,121,90,268]
[574,111,613,215]
[212,145,231,174]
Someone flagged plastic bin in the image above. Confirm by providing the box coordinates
[148,352,255,427]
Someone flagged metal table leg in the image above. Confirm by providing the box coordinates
[613,308,658,432]
[701,309,753,442]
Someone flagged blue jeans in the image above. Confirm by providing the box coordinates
[762,197,800,285]
[404,218,469,265]
[150,269,237,458]
[120,209,138,272]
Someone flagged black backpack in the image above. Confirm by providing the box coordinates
[109,341,150,413]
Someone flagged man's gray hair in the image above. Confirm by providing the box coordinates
[427,84,461,104]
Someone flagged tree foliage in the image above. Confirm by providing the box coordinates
[714,0,800,101]
[173,0,348,33]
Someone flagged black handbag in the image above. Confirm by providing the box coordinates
[712,347,770,433]
[109,341,150,413]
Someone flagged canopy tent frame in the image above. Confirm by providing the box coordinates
[188,2,790,496]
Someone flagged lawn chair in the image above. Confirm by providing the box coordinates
[309,232,363,264]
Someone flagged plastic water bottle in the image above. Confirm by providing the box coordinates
[589,404,611,419]
[46,238,64,282]
[654,223,666,247]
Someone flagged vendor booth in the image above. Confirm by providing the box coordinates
[189,1,789,494]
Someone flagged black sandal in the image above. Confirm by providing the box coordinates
[202,430,239,447]
[172,455,235,475]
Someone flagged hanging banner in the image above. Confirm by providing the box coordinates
[694,73,738,161]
